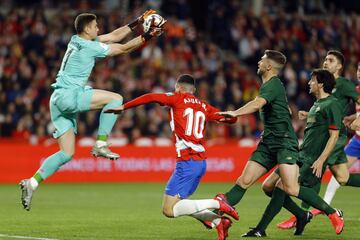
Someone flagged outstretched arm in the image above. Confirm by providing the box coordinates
[217,97,267,118]
[98,9,156,44]
[105,93,176,114]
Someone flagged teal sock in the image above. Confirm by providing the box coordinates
[98,99,123,136]
[297,186,335,215]
[225,184,247,206]
[301,182,320,209]
[33,172,43,183]
[346,174,360,187]
[256,187,286,231]
[283,195,307,218]
[37,151,72,180]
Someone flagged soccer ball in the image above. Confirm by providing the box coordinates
[143,14,165,33]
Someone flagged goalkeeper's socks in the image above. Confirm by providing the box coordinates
[225,184,247,206]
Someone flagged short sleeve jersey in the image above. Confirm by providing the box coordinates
[53,35,110,89]
[332,77,358,134]
[259,76,297,142]
[300,96,342,162]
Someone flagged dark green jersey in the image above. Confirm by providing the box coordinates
[300,95,342,163]
[259,76,297,141]
[332,77,358,135]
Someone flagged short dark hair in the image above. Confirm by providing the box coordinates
[264,50,287,66]
[74,13,97,34]
[177,74,195,86]
[311,69,336,94]
[327,50,345,67]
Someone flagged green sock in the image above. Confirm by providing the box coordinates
[301,181,321,209]
[225,184,247,206]
[256,187,286,231]
[297,186,335,215]
[97,135,107,141]
[33,172,43,183]
[283,195,307,218]
[346,174,360,187]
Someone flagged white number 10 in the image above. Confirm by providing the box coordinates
[184,108,206,139]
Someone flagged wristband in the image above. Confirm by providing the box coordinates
[141,32,153,41]
[128,19,139,31]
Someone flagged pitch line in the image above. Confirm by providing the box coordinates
[0,233,59,240]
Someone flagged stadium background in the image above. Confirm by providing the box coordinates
[1,0,360,182]
[1,1,360,240]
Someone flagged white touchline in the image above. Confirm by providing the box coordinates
[0,233,59,240]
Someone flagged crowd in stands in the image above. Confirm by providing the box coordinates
[1,0,359,145]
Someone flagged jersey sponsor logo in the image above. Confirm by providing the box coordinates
[165,92,174,96]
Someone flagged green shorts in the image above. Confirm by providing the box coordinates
[326,134,347,166]
[50,86,93,138]
[298,161,326,188]
[250,138,298,170]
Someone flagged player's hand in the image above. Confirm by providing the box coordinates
[128,9,157,32]
[343,116,353,128]
[218,117,235,122]
[104,105,125,114]
[311,159,324,178]
[216,111,237,118]
[298,111,308,120]
[350,118,360,131]
[147,19,167,37]
[138,9,157,24]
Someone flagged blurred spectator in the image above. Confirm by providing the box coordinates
[1,0,359,145]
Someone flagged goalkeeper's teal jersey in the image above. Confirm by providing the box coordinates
[52,35,110,89]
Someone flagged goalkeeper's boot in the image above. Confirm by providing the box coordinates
[91,142,119,160]
[294,211,313,235]
[329,209,344,235]
[19,179,34,211]
[215,195,239,220]
[242,228,267,237]
[277,215,297,229]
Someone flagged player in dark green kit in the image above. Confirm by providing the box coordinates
[242,69,344,237]
[216,51,344,237]
[273,51,360,230]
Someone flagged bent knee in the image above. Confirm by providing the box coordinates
[112,94,123,102]
[237,176,254,189]
[162,207,174,218]
[262,181,275,197]
[283,185,299,196]
[335,176,348,186]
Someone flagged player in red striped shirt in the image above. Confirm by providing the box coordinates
[106,74,238,240]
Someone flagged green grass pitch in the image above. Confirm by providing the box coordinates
[0,183,359,239]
